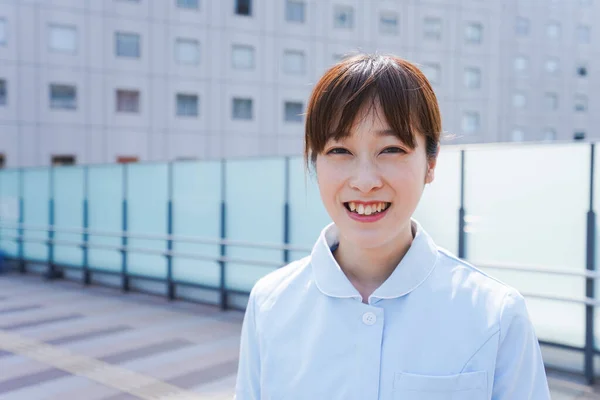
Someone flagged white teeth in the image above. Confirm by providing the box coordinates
[347,202,390,215]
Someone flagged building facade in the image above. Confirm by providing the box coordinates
[0,0,595,167]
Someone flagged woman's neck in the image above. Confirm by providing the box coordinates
[332,223,415,302]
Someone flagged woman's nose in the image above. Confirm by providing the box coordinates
[348,162,383,193]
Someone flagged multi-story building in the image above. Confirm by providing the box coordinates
[0,0,595,167]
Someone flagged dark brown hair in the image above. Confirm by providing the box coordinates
[304,54,442,172]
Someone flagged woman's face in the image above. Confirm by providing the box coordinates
[315,102,436,250]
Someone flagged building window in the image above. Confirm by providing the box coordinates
[464,67,481,89]
[462,112,480,134]
[49,24,77,53]
[117,156,139,163]
[49,84,77,110]
[177,0,199,9]
[546,22,561,39]
[574,131,586,141]
[380,12,398,35]
[465,22,483,44]
[424,17,442,40]
[545,58,559,74]
[515,17,530,36]
[0,154,5,168]
[0,18,6,45]
[575,94,588,112]
[544,93,558,111]
[421,63,440,84]
[52,155,76,166]
[513,93,526,108]
[514,56,528,71]
[0,79,6,106]
[176,94,199,117]
[235,0,252,16]
[334,5,354,29]
[511,129,525,142]
[232,45,255,69]
[286,0,305,23]
[284,101,303,122]
[116,89,140,113]
[577,64,588,77]
[543,128,556,141]
[115,32,140,58]
[175,38,200,65]
[283,50,305,74]
[232,98,253,120]
[577,25,591,44]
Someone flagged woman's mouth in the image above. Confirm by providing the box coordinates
[343,202,391,222]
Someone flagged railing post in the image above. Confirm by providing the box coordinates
[121,164,129,292]
[83,166,91,285]
[18,169,25,273]
[167,162,175,300]
[585,143,596,384]
[458,149,467,259]
[219,159,228,311]
[283,157,290,265]
[46,167,61,280]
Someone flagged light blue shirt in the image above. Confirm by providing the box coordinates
[235,219,551,399]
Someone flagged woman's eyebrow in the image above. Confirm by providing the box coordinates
[375,129,397,137]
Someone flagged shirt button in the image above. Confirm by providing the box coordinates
[362,312,376,325]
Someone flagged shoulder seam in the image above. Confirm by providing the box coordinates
[436,248,516,290]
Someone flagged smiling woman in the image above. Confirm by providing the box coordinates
[234,54,551,400]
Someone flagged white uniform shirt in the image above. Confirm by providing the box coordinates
[235,219,551,399]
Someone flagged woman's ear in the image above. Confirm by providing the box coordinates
[425,145,440,184]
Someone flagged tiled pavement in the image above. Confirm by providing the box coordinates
[0,274,600,399]
[0,273,243,399]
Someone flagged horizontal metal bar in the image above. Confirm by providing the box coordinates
[538,340,584,353]
[2,236,283,268]
[474,261,598,279]
[0,222,311,252]
[519,292,600,307]
[4,233,600,280]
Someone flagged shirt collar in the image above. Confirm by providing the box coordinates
[311,219,439,303]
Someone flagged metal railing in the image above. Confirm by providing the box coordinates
[0,143,598,382]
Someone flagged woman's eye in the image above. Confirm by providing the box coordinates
[382,147,405,154]
[327,148,350,155]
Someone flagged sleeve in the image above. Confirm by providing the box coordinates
[492,289,551,400]
[234,287,261,400]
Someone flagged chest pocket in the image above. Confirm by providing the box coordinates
[393,370,488,400]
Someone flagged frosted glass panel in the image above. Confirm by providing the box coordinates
[0,170,20,257]
[226,158,286,291]
[288,157,330,261]
[172,161,221,287]
[88,165,123,272]
[23,170,49,261]
[127,163,168,279]
[53,167,84,267]
[465,143,589,347]
[592,144,600,350]
[413,148,461,254]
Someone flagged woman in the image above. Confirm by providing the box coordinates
[235,54,550,399]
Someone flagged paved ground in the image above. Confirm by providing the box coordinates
[0,273,599,399]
